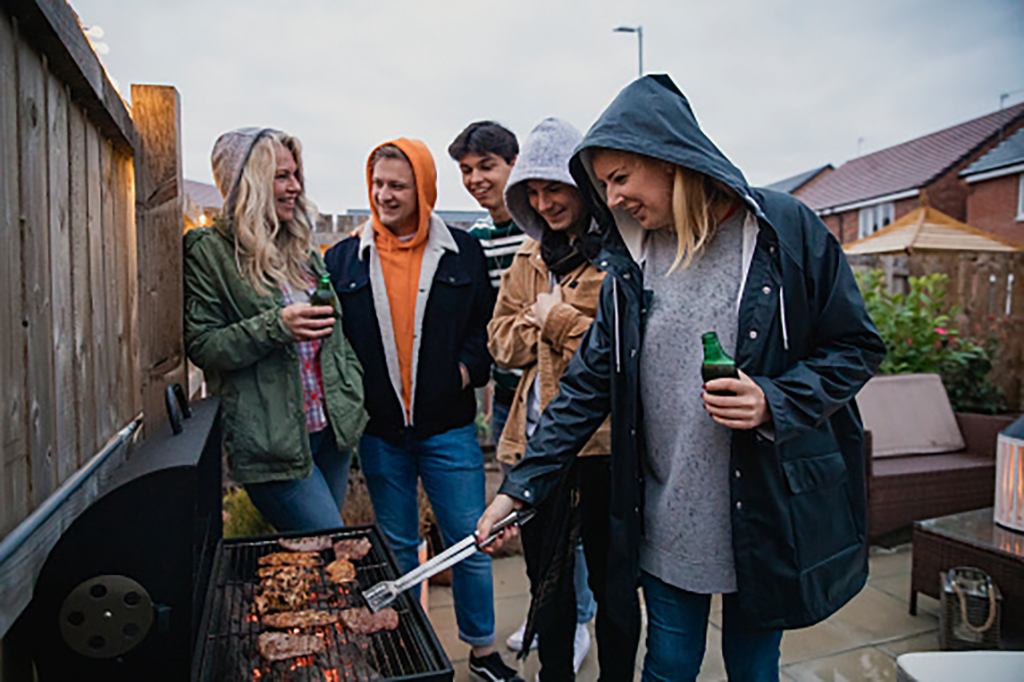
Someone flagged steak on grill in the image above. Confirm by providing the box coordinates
[339,607,399,635]
[261,609,342,629]
[254,568,312,615]
[325,559,356,584]
[256,631,325,662]
[257,564,316,584]
[257,551,322,568]
[333,537,372,561]
[278,535,333,553]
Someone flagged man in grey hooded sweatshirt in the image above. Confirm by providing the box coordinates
[488,118,638,680]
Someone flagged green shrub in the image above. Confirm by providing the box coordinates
[222,487,276,538]
[857,270,1006,414]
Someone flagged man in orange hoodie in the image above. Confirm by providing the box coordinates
[325,140,521,681]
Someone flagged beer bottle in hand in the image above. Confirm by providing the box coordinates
[309,274,336,317]
[701,331,738,396]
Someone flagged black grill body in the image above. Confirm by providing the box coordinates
[13,399,223,681]
[193,526,453,682]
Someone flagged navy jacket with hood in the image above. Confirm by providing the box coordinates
[499,75,885,634]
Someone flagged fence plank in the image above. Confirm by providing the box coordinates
[100,137,119,440]
[131,85,185,436]
[85,122,110,444]
[114,152,141,424]
[1,12,29,536]
[68,102,97,467]
[18,36,57,510]
[47,70,77,483]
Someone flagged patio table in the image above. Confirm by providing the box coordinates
[911,508,1024,641]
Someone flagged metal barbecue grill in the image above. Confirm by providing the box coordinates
[193,526,453,682]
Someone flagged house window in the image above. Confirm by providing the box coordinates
[1017,174,1024,221]
[858,202,895,239]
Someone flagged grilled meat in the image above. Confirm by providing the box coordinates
[325,559,356,584]
[332,537,372,561]
[339,607,399,635]
[254,565,314,615]
[257,564,316,584]
[256,631,325,662]
[257,551,322,568]
[278,535,333,553]
[261,609,341,630]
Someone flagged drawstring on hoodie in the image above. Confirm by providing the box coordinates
[779,287,789,351]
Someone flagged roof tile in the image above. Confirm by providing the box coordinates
[800,102,1024,211]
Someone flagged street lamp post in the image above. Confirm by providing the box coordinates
[613,25,643,78]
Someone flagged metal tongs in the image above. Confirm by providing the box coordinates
[362,508,535,612]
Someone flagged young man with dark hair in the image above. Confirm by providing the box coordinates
[448,121,525,455]
[450,122,597,665]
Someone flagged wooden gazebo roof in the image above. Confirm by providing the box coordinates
[842,206,1022,255]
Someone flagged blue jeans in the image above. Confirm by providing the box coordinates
[492,398,510,445]
[574,542,597,624]
[641,572,782,682]
[246,427,351,533]
[359,424,494,646]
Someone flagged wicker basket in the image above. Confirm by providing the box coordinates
[939,566,1002,650]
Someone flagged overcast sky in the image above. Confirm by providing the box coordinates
[70,0,1024,214]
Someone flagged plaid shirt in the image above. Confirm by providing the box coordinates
[281,281,328,433]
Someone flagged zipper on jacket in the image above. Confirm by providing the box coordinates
[613,278,622,374]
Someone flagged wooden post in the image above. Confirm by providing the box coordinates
[131,84,185,437]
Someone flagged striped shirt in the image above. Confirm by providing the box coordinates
[468,216,529,289]
[467,215,527,396]
[281,280,328,433]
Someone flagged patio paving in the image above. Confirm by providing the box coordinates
[425,543,941,681]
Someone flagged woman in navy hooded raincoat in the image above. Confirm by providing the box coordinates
[478,75,885,681]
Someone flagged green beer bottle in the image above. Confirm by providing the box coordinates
[701,331,738,396]
[309,274,336,316]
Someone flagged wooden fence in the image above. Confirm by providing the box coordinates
[1,0,186,662]
[848,251,1024,412]
[1,0,139,540]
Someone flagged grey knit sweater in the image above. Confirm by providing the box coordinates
[638,211,744,594]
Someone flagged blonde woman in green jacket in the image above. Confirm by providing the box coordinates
[184,127,367,531]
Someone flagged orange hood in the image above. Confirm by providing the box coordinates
[366,137,437,248]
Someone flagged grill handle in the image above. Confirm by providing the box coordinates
[165,383,191,435]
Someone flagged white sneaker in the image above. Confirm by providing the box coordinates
[573,623,590,672]
[505,619,539,652]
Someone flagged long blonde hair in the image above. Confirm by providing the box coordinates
[230,132,316,294]
[667,166,736,273]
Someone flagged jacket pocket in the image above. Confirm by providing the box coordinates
[429,269,472,317]
[781,451,859,572]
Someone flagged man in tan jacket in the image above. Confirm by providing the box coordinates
[489,118,635,680]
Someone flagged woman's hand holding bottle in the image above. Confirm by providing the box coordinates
[282,303,335,341]
[702,369,771,430]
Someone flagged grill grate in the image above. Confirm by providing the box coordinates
[192,526,452,682]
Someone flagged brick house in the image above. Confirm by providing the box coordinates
[764,164,833,195]
[961,127,1024,245]
[794,102,1024,244]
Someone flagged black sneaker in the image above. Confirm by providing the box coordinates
[469,651,525,682]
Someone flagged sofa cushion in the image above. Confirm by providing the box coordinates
[855,373,965,457]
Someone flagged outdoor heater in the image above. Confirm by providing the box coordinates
[994,414,1024,533]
